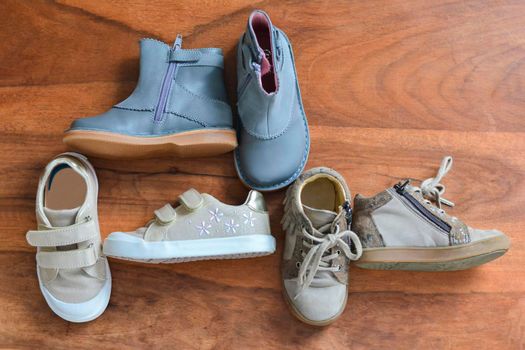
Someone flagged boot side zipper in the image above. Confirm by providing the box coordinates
[237,72,253,99]
[154,35,182,122]
[238,61,261,100]
[393,181,451,233]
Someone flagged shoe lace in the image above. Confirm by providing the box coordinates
[295,220,362,299]
[412,156,455,211]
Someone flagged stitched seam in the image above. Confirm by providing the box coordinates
[235,109,309,190]
[369,214,386,248]
[235,31,310,189]
[141,38,169,48]
[164,111,207,127]
[239,100,294,140]
[173,81,230,107]
[113,105,154,112]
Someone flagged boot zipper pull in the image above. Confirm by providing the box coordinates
[394,179,410,194]
[173,34,183,50]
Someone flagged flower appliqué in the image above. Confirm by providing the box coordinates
[243,212,256,227]
[195,221,212,236]
[209,208,224,223]
[224,219,240,234]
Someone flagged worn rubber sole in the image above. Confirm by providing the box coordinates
[355,235,510,271]
[107,251,273,264]
[63,128,237,159]
[281,283,347,327]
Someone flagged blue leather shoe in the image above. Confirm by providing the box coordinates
[63,35,237,159]
[234,10,310,191]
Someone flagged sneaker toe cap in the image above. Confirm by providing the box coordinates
[468,227,508,242]
[283,279,347,324]
[39,265,111,323]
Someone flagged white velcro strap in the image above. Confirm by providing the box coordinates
[154,204,176,225]
[36,245,98,269]
[179,188,203,211]
[26,219,98,247]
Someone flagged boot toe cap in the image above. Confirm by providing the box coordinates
[235,120,309,190]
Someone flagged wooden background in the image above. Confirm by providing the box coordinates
[1,1,524,349]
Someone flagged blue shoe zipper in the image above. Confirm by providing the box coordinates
[393,180,451,233]
[154,35,182,122]
[238,62,259,99]
[237,73,252,99]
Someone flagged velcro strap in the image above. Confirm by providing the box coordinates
[36,245,98,269]
[154,204,176,225]
[170,49,202,62]
[26,219,98,247]
[179,188,203,211]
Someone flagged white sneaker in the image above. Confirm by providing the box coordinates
[103,188,275,263]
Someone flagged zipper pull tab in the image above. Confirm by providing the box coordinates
[173,34,183,50]
[394,179,410,193]
[342,200,353,226]
[251,61,261,73]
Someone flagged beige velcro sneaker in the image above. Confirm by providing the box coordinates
[26,153,111,322]
[103,189,275,262]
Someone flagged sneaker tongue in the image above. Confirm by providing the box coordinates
[43,207,79,227]
[303,205,337,229]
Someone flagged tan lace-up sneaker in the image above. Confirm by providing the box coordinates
[26,153,111,322]
[281,168,362,326]
[103,189,275,262]
[353,156,510,271]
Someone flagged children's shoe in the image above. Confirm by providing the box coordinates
[103,189,275,262]
[235,10,310,191]
[63,35,237,159]
[26,153,111,322]
[281,168,362,326]
[352,156,510,271]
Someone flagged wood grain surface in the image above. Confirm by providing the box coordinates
[1,1,524,349]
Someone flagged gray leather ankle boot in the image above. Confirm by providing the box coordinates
[235,10,310,191]
[63,35,237,159]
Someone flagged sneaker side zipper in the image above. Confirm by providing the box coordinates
[154,35,182,122]
[393,180,451,233]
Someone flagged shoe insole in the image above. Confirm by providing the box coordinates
[44,165,87,210]
[301,178,338,212]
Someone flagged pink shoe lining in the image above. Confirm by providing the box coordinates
[251,13,278,93]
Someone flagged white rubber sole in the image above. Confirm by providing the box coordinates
[37,262,111,323]
[103,232,276,263]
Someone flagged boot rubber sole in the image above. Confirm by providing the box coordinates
[355,234,510,271]
[63,128,237,159]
